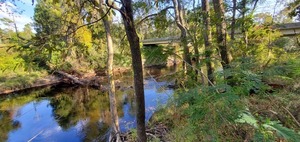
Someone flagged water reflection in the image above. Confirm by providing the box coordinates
[0,67,174,142]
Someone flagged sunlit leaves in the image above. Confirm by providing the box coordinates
[75,26,92,48]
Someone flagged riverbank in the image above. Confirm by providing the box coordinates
[0,68,130,95]
[0,66,171,95]
[138,79,300,141]
[0,71,49,94]
[0,75,61,95]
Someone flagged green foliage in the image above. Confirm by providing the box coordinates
[0,48,24,72]
[19,24,34,40]
[223,58,269,95]
[231,11,289,66]
[172,84,243,141]
[130,129,138,141]
[262,57,300,87]
[142,45,171,66]
[0,70,48,91]
[20,0,97,72]
[114,53,132,67]
[133,1,150,13]
[236,111,300,141]
[153,10,169,30]
[0,47,48,91]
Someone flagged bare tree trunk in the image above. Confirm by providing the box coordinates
[190,0,204,83]
[212,0,232,69]
[230,0,237,40]
[102,13,121,142]
[202,0,215,85]
[120,1,147,141]
[98,1,121,141]
[172,0,192,71]
[241,0,248,49]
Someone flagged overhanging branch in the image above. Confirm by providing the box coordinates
[66,7,112,37]
[105,0,121,11]
[136,6,174,26]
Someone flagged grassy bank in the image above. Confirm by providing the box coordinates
[0,47,48,92]
[0,70,48,91]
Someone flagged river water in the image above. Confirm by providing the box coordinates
[0,67,175,142]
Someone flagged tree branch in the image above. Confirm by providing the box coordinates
[105,0,121,11]
[251,0,259,13]
[135,6,174,26]
[66,7,112,37]
[12,15,27,42]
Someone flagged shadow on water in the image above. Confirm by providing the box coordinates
[0,67,175,142]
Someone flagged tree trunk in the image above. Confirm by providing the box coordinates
[212,0,232,69]
[120,1,147,141]
[202,0,215,85]
[101,7,121,142]
[230,0,237,40]
[241,0,248,49]
[172,0,191,71]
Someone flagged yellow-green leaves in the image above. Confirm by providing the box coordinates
[75,26,92,48]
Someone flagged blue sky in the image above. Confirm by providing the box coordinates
[0,0,35,30]
[0,0,292,31]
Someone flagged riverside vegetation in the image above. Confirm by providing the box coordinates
[1,0,300,141]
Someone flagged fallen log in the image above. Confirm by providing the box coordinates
[55,71,85,85]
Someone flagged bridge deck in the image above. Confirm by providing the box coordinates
[142,37,180,45]
[142,22,300,45]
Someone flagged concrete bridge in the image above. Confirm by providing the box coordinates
[142,37,181,46]
[142,22,300,45]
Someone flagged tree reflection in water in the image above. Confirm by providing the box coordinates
[0,110,20,140]
[49,87,134,141]
[0,67,174,141]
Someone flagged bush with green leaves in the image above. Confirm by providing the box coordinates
[236,110,300,141]
[142,45,172,66]
[171,84,244,141]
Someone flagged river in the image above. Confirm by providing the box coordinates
[0,67,175,142]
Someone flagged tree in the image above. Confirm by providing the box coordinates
[98,0,121,141]
[106,0,147,141]
[172,0,192,71]
[230,0,237,40]
[202,0,215,84]
[284,0,300,21]
[29,0,96,71]
[212,0,232,69]
[20,24,33,40]
[241,0,249,49]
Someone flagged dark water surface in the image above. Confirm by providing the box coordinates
[0,68,175,142]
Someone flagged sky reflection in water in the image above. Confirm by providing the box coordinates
[0,75,173,142]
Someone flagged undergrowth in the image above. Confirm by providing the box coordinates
[151,57,300,141]
[0,70,48,91]
[0,47,48,91]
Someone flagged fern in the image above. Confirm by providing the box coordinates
[236,111,300,141]
[235,110,258,128]
[263,121,300,141]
